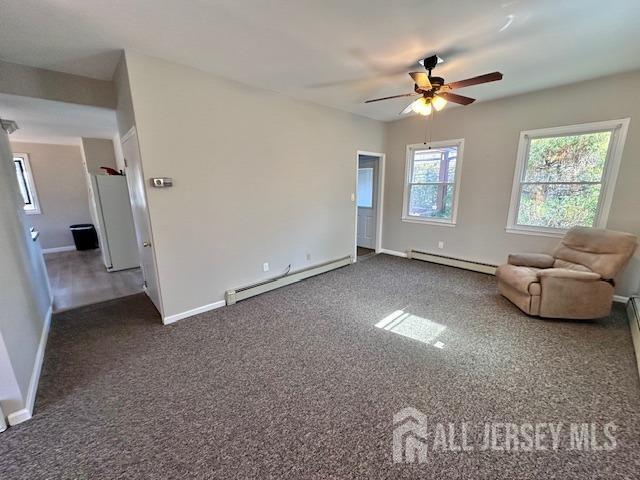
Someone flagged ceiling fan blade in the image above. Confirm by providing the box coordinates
[446,72,503,90]
[409,72,432,90]
[364,92,418,104]
[400,100,417,115]
[438,92,476,105]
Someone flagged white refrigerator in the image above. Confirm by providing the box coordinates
[91,174,140,271]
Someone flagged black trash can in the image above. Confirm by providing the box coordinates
[69,224,99,251]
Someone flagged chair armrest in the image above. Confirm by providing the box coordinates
[537,268,601,281]
[508,253,555,268]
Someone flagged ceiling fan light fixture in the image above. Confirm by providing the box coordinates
[411,97,432,116]
[432,95,448,111]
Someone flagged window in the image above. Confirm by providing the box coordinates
[13,153,41,215]
[357,167,374,208]
[507,119,630,236]
[402,139,464,225]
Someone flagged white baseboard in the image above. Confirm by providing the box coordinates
[42,245,75,254]
[7,303,52,426]
[163,300,226,325]
[379,248,408,258]
[613,295,629,304]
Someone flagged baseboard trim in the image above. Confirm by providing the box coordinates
[379,248,409,258]
[7,303,52,426]
[42,245,75,254]
[163,300,226,325]
[613,295,629,304]
[409,249,498,275]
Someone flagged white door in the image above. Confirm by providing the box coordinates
[357,156,377,249]
[121,129,162,315]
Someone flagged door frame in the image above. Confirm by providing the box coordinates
[353,150,385,261]
[121,126,165,318]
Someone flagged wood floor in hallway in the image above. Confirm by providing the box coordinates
[44,249,143,312]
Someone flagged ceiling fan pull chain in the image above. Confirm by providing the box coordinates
[424,110,435,148]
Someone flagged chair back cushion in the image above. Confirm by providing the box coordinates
[552,227,637,279]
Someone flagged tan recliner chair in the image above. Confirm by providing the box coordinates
[496,227,637,319]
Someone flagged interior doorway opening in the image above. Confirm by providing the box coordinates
[2,94,146,313]
[354,151,385,261]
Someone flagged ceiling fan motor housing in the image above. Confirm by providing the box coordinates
[422,55,439,70]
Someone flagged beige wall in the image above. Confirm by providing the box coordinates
[10,142,92,250]
[123,51,384,318]
[0,128,51,417]
[81,138,117,174]
[0,59,115,109]
[113,56,136,138]
[382,70,640,296]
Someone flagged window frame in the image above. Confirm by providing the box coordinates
[13,153,41,215]
[506,119,630,237]
[402,139,465,227]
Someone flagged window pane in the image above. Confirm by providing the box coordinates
[14,159,31,205]
[357,167,373,208]
[517,183,601,229]
[412,147,457,183]
[524,131,611,182]
[408,184,454,219]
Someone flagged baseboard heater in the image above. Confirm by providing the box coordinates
[408,249,498,275]
[225,255,352,305]
[628,297,640,379]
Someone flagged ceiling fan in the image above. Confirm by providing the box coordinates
[364,55,503,116]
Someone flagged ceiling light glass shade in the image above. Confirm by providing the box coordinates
[411,97,432,116]
[432,95,448,111]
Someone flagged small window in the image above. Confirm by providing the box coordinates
[13,153,41,215]
[402,139,464,226]
[357,167,374,208]
[507,119,630,236]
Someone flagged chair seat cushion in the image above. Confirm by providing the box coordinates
[496,264,541,296]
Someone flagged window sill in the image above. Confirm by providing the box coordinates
[505,226,565,238]
[402,217,456,227]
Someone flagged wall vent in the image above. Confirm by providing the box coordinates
[408,249,497,275]
[225,255,352,305]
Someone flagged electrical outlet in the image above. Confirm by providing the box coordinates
[438,241,444,249]
[263,262,269,272]
[306,253,311,261]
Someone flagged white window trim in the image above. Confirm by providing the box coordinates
[402,139,464,226]
[506,118,630,237]
[13,153,41,215]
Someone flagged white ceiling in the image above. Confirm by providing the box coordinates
[0,94,117,145]
[1,0,639,121]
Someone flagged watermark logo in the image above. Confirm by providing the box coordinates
[393,407,430,463]
[392,407,617,463]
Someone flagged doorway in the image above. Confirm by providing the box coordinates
[2,93,146,313]
[354,151,385,261]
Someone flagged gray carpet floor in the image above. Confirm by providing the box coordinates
[2,254,639,479]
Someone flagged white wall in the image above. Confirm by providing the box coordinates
[0,127,51,419]
[382,70,640,296]
[121,51,384,319]
[10,142,93,250]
